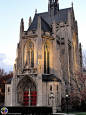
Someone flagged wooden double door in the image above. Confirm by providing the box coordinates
[23,91,37,106]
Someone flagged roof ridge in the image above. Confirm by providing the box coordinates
[60,7,72,11]
[38,12,48,15]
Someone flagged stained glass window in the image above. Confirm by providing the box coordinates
[47,51,49,74]
[31,50,34,67]
[27,40,34,68]
[44,41,50,74]
[28,51,30,64]
[44,51,46,73]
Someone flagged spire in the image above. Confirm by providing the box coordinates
[48,0,59,17]
[71,2,74,12]
[29,17,32,27]
[20,18,24,41]
[20,18,24,32]
[35,9,37,14]
[71,2,73,7]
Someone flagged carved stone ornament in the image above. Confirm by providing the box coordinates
[42,38,45,41]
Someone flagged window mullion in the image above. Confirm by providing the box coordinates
[46,50,47,74]
[44,50,46,73]
[30,50,31,66]
[47,51,49,74]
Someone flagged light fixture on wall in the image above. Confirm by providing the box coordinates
[51,93,54,97]
[49,93,54,111]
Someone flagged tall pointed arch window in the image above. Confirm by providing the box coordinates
[27,41,34,67]
[73,32,77,70]
[44,41,50,74]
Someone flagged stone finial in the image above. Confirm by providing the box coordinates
[71,2,73,7]
[20,18,24,32]
[57,0,59,4]
[38,15,41,30]
[35,9,37,14]
[29,17,31,27]
[21,18,24,26]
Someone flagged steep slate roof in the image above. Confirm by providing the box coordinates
[39,8,71,24]
[28,7,71,31]
[41,17,52,32]
[28,14,38,31]
[6,77,13,84]
[28,14,52,32]
[42,74,61,82]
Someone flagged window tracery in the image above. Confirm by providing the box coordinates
[44,41,50,74]
[27,41,34,68]
[73,32,77,70]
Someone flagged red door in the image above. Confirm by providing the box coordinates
[31,91,37,106]
[23,91,29,106]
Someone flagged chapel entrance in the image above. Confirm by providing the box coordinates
[23,90,37,106]
[23,81,37,106]
[17,76,37,106]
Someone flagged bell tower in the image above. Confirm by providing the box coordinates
[48,0,59,17]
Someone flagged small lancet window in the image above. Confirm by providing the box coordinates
[57,85,58,91]
[8,87,10,92]
[50,85,52,91]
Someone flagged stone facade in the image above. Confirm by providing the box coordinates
[5,0,82,113]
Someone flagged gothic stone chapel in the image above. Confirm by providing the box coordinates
[5,0,82,112]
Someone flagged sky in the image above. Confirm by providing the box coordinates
[0,0,86,73]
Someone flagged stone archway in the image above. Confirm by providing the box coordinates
[17,76,37,106]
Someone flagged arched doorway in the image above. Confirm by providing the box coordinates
[17,76,37,106]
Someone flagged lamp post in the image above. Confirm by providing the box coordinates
[49,93,54,112]
[66,94,68,114]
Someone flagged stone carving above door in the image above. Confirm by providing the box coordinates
[17,58,37,75]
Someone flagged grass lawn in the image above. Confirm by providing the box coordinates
[55,112,86,115]
[74,112,86,115]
